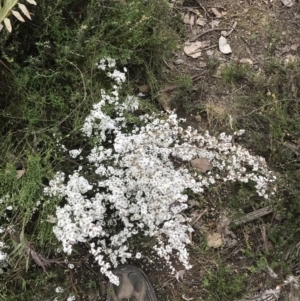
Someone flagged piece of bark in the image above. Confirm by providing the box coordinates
[233,206,273,225]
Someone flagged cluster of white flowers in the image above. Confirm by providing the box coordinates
[96,57,116,70]
[55,286,64,293]
[53,295,75,301]
[0,240,9,274]
[69,149,82,159]
[0,196,12,274]
[44,58,276,285]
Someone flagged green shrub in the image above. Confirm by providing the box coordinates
[0,0,184,299]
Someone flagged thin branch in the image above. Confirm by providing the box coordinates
[233,206,273,225]
[190,28,231,42]
[57,60,87,127]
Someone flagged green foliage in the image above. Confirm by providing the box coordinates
[221,62,251,84]
[1,0,298,298]
[1,0,182,135]
[0,0,184,299]
[221,57,300,274]
[0,0,37,33]
[202,260,246,301]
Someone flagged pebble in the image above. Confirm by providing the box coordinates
[174,59,184,65]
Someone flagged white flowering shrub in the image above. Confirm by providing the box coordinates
[0,239,9,274]
[44,58,276,285]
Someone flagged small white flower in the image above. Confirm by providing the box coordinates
[69,149,82,159]
[55,286,64,293]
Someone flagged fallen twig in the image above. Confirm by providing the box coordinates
[190,28,229,42]
[7,226,64,272]
[233,206,273,225]
[191,208,208,226]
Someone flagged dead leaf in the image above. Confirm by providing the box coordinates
[206,49,214,56]
[267,266,278,279]
[184,41,210,58]
[184,43,202,58]
[282,54,297,65]
[0,24,3,32]
[174,59,184,65]
[189,14,195,26]
[281,0,295,7]
[196,18,206,26]
[191,158,212,173]
[210,20,220,27]
[183,13,190,24]
[182,295,194,301]
[190,210,200,219]
[223,21,237,37]
[175,270,185,281]
[291,44,299,51]
[211,8,222,18]
[219,36,232,54]
[187,199,199,207]
[191,208,208,226]
[239,58,253,65]
[207,232,223,248]
[224,237,238,247]
[183,13,195,26]
[157,92,171,112]
[217,215,231,233]
[16,169,25,179]
[189,8,201,16]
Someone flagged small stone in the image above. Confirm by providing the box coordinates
[239,58,253,65]
[187,199,198,207]
[291,44,299,51]
[174,59,184,65]
[283,54,297,65]
[206,49,214,56]
[195,114,202,122]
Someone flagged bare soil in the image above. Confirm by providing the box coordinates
[141,0,300,300]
